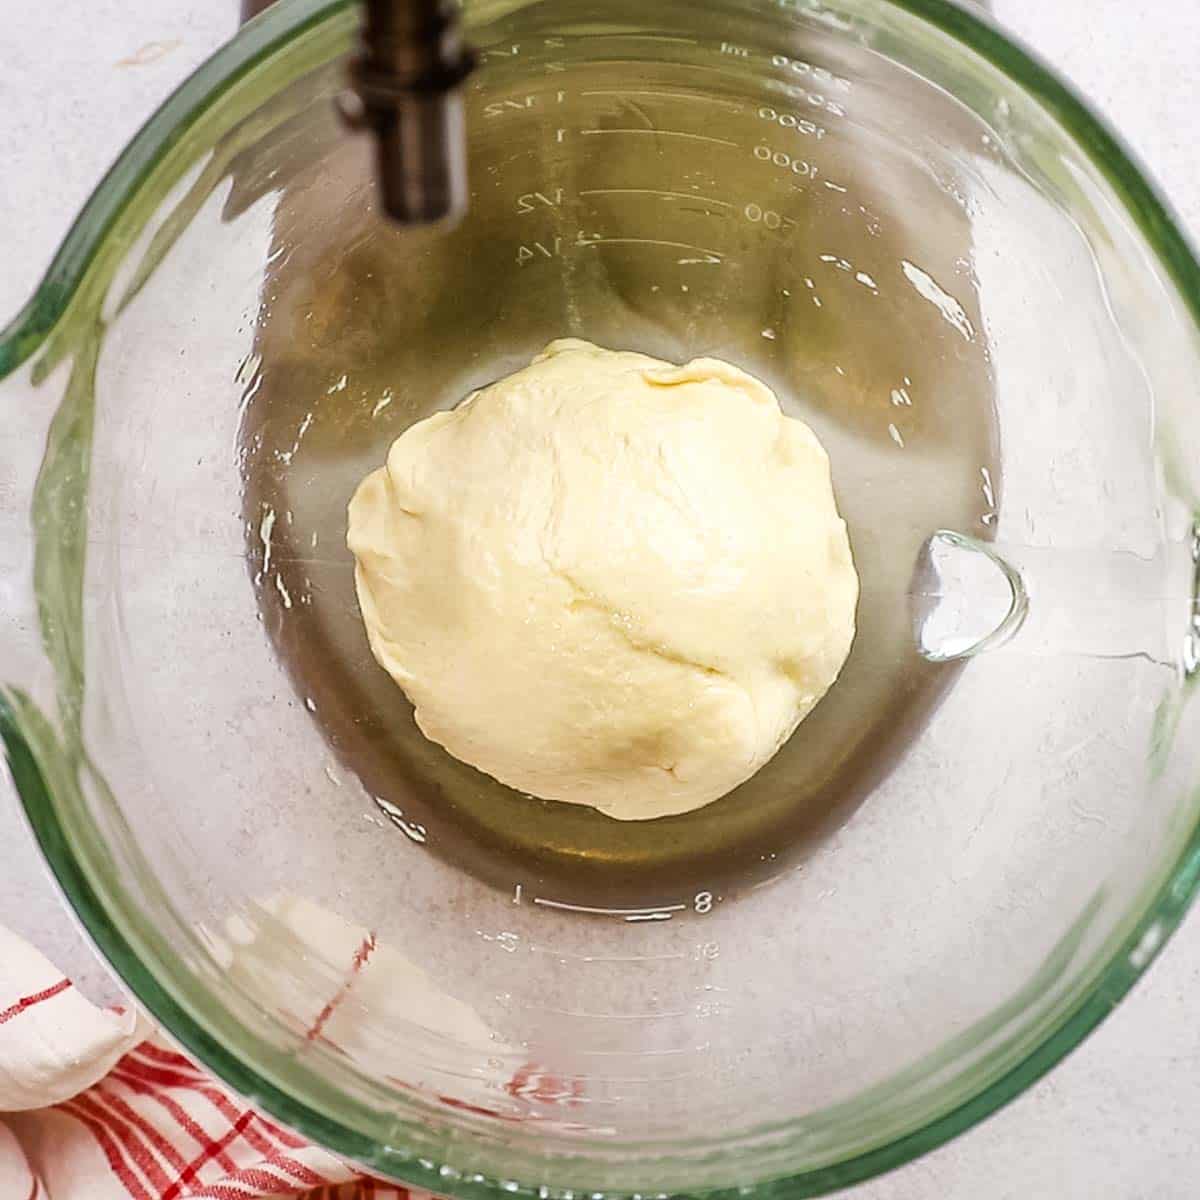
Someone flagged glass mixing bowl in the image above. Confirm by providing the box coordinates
[4,0,1200,1194]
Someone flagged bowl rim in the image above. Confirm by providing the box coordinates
[4,0,1200,1195]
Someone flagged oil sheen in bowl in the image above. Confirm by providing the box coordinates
[235,37,999,909]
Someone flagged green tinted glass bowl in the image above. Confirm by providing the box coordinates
[3,0,1200,1197]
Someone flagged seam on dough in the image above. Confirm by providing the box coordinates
[561,580,719,677]
[535,428,762,747]
[545,560,762,747]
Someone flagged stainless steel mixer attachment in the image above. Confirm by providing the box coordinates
[243,0,474,224]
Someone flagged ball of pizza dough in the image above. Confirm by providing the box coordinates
[347,339,857,820]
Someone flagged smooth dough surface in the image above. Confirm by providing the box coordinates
[347,340,858,820]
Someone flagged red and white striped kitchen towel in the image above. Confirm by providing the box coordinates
[0,923,416,1199]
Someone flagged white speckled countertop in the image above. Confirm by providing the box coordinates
[3,2,1199,1195]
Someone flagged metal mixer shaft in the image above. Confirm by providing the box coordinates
[243,0,474,224]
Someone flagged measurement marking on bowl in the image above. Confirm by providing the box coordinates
[581,90,742,111]
[583,1071,704,1085]
[533,1005,689,1021]
[578,237,723,263]
[582,33,699,43]
[579,187,734,209]
[532,897,686,917]
[579,128,738,148]
[580,1044,709,1057]
[528,944,686,963]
